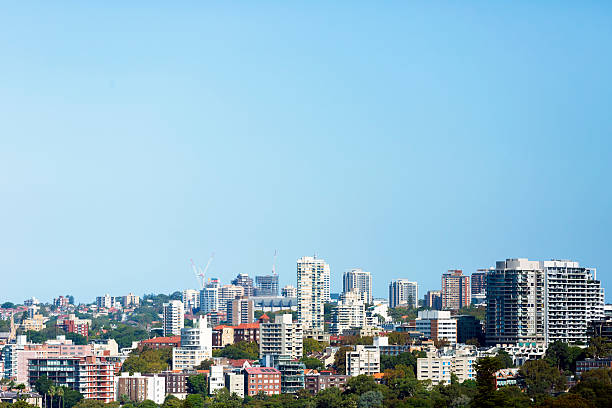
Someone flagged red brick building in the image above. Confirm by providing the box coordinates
[139,336,181,350]
[244,367,281,396]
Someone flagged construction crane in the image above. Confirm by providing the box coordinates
[191,252,215,289]
[272,250,278,275]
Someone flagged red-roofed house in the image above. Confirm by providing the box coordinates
[244,367,281,396]
[234,323,260,343]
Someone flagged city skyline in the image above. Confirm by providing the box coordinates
[2,2,612,303]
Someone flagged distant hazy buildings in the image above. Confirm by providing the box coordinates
[182,289,200,311]
[388,279,418,309]
[229,296,254,326]
[281,285,297,298]
[255,275,279,297]
[424,290,442,310]
[297,256,329,331]
[343,269,372,304]
[231,274,254,297]
[331,289,367,335]
[162,300,184,336]
[218,284,245,313]
[441,270,471,310]
[199,287,219,315]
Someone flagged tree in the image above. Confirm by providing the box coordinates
[1,302,15,309]
[357,391,383,408]
[472,356,504,408]
[333,346,353,375]
[537,394,594,408]
[61,387,83,408]
[585,337,612,359]
[570,367,612,408]
[496,350,514,369]
[73,398,107,408]
[186,374,208,395]
[304,338,326,355]
[160,395,182,408]
[183,394,204,408]
[301,357,324,370]
[345,375,380,395]
[137,400,158,408]
[193,359,213,370]
[213,341,259,360]
[519,359,566,400]
[122,348,172,373]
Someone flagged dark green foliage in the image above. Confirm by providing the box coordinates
[332,346,353,375]
[160,395,182,408]
[186,374,208,396]
[1,302,15,309]
[213,341,259,360]
[193,359,213,370]
[121,348,172,373]
[380,350,423,372]
[98,324,149,349]
[519,359,566,401]
[64,332,87,345]
[301,357,324,369]
[545,341,585,373]
[303,338,327,355]
[456,305,486,322]
[183,394,204,408]
[136,401,157,408]
[570,368,612,408]
[496,350,515,369]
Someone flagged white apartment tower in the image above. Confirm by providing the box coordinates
[297,256,329,330]
[281,285,297,298]
[218,284,245,313]
[346,345,380,377]
[485,258,604,346]
[389,279,418,309]
[173,315,213,370]
[259,314,303,360]
[343,269,372,304]
[182,289,200,311]
[162,300,184,336]
[331,289,367,335]
[199,287,219,314]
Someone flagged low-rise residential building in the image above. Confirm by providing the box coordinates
[225,372,244,397]
[494,368,521,389]
[415,310,457,345]
[243,367,281,396]
[209,365,225,395]
[115,372,165,404]
[576,358,612,375]
[346,345,380,377]
[275,355,305,394]
[304,372,350,393]
[417,352,478,385]
[56,314,91,337]
[139,336,181,350]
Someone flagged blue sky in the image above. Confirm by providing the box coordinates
[1,1,611,304]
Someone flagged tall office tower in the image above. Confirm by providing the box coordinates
[182,289,200,311]
[343,268,372,304]
[172,315,213,370]
[297,256,329,330]
[199,287,219,314]
[471,270,489,296]
[162,300,184,336]
[543,260,604,344]
[388,279,418,308]
[255,275,279,297]
[218,284,245,313]
[441,270,471,310]
[424,290,442,310]
[231,273,254,297]
[330,288,367,335]
[228,296,254,326]
[281,285,297,298]
[260,314,303,360]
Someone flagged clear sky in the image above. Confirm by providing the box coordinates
[1,1,611,304]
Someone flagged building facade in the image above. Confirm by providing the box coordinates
[346,345,380,377]
[343,269,372,304]
[172,316,212,370]
[162,300,184,337]
[259,314,303,360]
[441,270,471,310]
[255,275,279,297]
[388,279,418,309]
[297,256,329,331]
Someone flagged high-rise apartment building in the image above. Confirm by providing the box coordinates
[281,285,297,298]
[96,294,113,309]
[218,284,245,313]
[346,345,380,377]
[229,297,254,326]
[297,256,329,330]
[343,269,372,304]
[56,314,91,337]
[471,270,489,296]
[199,287,219,314]
[162,300,184,336]
[231,274,254,297]
[424,290,442,310]
[255,275,279,297]
[441,270,471,310]
[172,316,213,370]
[485,258,604,346]
[331,289,367,335]
[415,310,457,345]
[182,289,200,311]
[388,279,418,309]
[259,314,303,360]
[122,293,140,308]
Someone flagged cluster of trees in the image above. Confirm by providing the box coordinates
[122,347,172,373]
[211,341,259,360]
